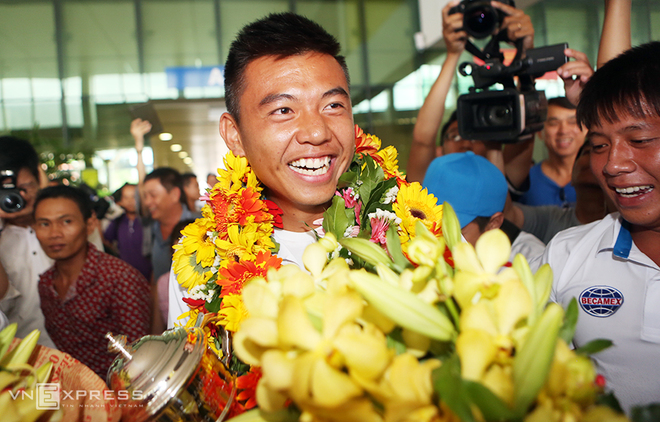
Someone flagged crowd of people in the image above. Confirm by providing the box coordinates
[0,0,658,414]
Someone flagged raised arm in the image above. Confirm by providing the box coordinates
[557,48,594,106]
[597,0,631,69]
[407,1,466,183]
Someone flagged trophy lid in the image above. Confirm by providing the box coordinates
[106,327,206,421]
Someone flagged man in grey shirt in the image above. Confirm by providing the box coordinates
[507,143,611,244]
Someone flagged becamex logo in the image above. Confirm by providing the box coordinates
[578,285,624,318]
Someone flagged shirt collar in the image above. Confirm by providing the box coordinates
[596,214,632,258]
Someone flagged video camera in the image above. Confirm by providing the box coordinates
[0,169,25,214]
[449,0,568,142]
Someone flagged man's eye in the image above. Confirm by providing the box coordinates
[273,107,292,115]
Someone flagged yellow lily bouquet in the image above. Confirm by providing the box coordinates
[227,204,629,422]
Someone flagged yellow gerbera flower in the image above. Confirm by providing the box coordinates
[376,145,404,180]
[219,293,249,332]
[179,219,216,267]
[393,182,443,248]
[172,246,213,290]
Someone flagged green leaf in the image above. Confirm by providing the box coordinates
[386,224,410,272]
[558,298,578,344]
[357,156,384,204]
[322,196,354,239]
[631,404,660,422]
[574,339,613,356]
[432,355,475,422]
[385,328,408,355]
[463,381,520,421]
[596,392,623,413]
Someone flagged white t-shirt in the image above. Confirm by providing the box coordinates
[539,213,660,413]
[510,231,545,263]
[0,225,56,348]
[167,228,317,328]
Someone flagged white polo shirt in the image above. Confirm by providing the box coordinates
[538,213,660,413]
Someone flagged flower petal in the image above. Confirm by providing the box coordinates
[475,229,511,274]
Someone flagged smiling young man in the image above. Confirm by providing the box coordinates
[537,42,660,413]
[34,185,150,377]
[167,13,356,326]
[515,97,588,207]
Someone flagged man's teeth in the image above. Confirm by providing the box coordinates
[615,185,653,197]
[289,157,331,176]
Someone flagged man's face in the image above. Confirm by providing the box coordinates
[541,105,586,159]
[571,144,598,187]
[34,197,91,261]
[221,52,355,216]
[589,112,660,229]
[442,121,488,156]
[143,179,180,221]
[118,185,137,213]
[184,177,200,204]
[461,220,484,247]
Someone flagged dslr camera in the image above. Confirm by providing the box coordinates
[0,170,25,214]
[449,0,568,142]
[449,0,514,40]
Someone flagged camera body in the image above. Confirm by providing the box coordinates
[456,88,547,142]
[0,170,26,214]
[448,0,514,39]
[455,42,569,143]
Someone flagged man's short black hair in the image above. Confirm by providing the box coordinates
[577,42,660,130]
[34,185,93,221]
[181,172,197,186]
[548,96,576,111]
[439,110,459,146]
[224,12,349,122]
[144,167,184,203]
[0,136,40,183]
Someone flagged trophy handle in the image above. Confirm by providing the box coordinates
[195,313,234,367]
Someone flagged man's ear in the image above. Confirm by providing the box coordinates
[87,214,99,237]
[486,212,504,231]
[219,112,246,156]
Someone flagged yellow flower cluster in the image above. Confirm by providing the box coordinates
[233,240,448,422]
[229,205,629,422]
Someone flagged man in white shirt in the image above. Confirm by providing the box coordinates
[0,136,56,348]
[168,13,356,327]
[538,42,660,413]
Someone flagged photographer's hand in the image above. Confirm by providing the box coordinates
[443,0,467,54]
[558,48,594,106]
[492,1,534,52]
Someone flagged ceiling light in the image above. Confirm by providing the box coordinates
[183,157,193,165]
[159,133,173,141]
[178,151,188,159]
[170,144,182,152]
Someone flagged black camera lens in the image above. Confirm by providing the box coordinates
[0,191,25,213]
[464,7,498,39]
[477,104,513,127]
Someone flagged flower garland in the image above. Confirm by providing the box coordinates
[172,125,446,413]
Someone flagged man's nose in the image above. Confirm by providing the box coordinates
[603,142,636,176]
[296,111,331,145]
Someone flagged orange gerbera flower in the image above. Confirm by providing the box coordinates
[237,187,271,225]
[216,251,283,296]
[235,368,262,410]
[355,125,380,158]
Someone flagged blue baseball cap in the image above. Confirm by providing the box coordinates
[422,152,507,228]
